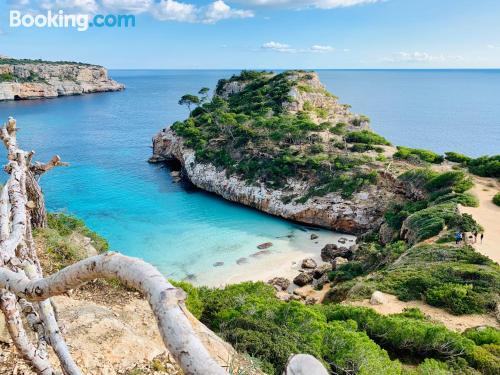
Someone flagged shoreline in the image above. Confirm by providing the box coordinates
[193,229,356,287]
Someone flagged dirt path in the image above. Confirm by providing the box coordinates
[348,293,499,332]
[459,176,500,263]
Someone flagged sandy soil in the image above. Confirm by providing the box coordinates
[348,292,499,332]
[459,176,500,263]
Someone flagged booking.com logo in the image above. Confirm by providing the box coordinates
[9,10,135,32]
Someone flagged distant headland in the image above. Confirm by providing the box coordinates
[0,56,124,101]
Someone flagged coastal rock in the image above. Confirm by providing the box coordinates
[379,222,397,245]
[310,233,319,240]
[313,263,332,278]
[0,59,124,101]
[293,272,313,287]
[321,244,351,263]
[370,291,387,305]
[251,250,271,257]
[332,257,349,270]
[213,261,224,267]
[312,274,329,289]
[268,277,291,291]
[301,258,317,269]
[150,130,396,235]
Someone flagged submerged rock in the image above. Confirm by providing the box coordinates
[213,261,224,267]
[310,233,319,240]
[257,242,273,250]
[236,257,248,265]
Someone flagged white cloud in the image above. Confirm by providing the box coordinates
[203,0,254,23]
[383,51,464,63]
[230,0,382,9]
[151,0,197,22]
[39,0,99,13]
[487,44,499,49]
[101,0,152,13]
[262,41,296,53]
[9,0,254,23]
[310,44,334,52]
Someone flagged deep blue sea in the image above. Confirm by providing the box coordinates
[0,70,498,283]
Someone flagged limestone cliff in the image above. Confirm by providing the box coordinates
[150,71,405,235]
[0,58,124,101]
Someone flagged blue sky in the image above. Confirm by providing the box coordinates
[1,0,499,69]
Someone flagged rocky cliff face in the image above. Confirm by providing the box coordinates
[0,60,124,100]
[151,131,399,234]
[150,71,404,235]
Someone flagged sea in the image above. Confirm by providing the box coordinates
[0,69,498,284]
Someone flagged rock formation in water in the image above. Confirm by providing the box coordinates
[0,57,124,100]
[150,71,409,235]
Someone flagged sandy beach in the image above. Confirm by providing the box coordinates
[197,229,356,287]
[459,176,500,263]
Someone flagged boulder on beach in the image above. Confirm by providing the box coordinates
[370,291,386,305]
[312,273,329,289]
[301,258,317,269]
[321,244,352,262]
[310,234,319,240]
[293,272,313,287]
[257,242,273,250]
[313,263,332,279]
[268,277,291,291]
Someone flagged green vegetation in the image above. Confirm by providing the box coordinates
[493,192,500,206]
[34,213,108,272]
[445,151,500,178]
[0,72,15,82]
[172,281,499,374]
[395,146,444,164]
[346,130,391,146]
[172,71,381,200]
[467,156,500,178]
[0,57,93,66]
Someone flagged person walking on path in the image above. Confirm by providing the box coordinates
[455,232,462,245]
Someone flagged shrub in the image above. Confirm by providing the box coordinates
[395,146,444,164]
[463,327,500,346]
[346,130,391,145]
[424,171,472,193]
[493,193,500,207]
[445,152,471,164]
[328,262,364,282]
[425,283,485,314]
[467,155,500,178]
[330,122,347,135]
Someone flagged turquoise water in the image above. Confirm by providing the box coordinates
[0,70,498,283]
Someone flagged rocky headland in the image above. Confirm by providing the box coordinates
[0,57,124,101]
[150,71,408,235]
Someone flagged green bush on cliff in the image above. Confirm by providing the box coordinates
[346,130,391,146]
[466,155,500,178]
[395,146,444,164]
[445,152,472,164]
